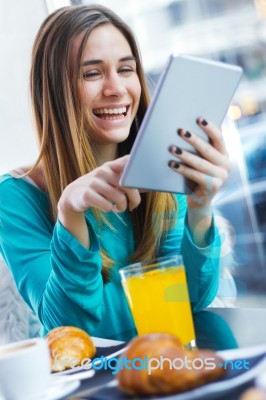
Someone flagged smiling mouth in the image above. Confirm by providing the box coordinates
[93,106,129,120]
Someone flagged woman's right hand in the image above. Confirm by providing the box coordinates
[58,155,141,215]
[57,156,141,247]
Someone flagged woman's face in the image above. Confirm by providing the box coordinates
[75,24,141,146]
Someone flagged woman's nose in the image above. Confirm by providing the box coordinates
[102,74,127,97]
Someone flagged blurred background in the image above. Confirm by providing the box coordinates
[1,0,266,307]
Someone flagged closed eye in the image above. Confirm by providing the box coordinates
[83,71,101,80]
[119,67,134,76]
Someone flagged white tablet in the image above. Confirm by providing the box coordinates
[120,54,243,194]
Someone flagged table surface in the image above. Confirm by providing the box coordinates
[61,307,266,400]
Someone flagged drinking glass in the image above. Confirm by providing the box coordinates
[119,255,196,348]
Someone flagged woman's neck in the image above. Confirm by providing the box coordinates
[95,143,118,166]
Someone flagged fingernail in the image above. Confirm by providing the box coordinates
[177,129,191,138]
[197,117,208,126]
[174,146,182,155]
[168,161,180,169]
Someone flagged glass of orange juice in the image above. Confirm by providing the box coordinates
[119,255,196,348]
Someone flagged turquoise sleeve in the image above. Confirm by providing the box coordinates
[0,176,104,334]
[158,194,221,312]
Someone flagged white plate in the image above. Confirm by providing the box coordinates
[40,380,80,400]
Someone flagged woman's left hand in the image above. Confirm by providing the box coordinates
[169,117,231,209]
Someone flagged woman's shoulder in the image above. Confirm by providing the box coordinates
[0,173,13,184]
[0,171,20,189]
[0,165,49,218]
[0,166,48,212]
[1,164,46,192]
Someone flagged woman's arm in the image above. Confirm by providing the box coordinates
[0,176,103,334]
[57,156,140,248]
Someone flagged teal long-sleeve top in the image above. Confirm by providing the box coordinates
[0,174,221,341]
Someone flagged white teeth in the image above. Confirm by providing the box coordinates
[101,115,124,120]
[94,106,127,115]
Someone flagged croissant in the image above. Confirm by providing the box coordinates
[46,326,96,372]
[117,333,226,395]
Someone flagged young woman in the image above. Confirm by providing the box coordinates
[0,5,230,340]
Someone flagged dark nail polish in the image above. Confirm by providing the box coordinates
[184,131,191,138]
[175,147,182,155]
[177,128,183,135]
[197,117,208,126]
[169,161,179,169]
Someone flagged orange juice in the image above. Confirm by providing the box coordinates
[121,264,195,346]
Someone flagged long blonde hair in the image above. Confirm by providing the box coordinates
[29,5,177,280]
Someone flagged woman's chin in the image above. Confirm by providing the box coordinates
[94,127,131,145]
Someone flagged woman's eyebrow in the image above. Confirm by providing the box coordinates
[80,55,136,67]
[119,56,136,62]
